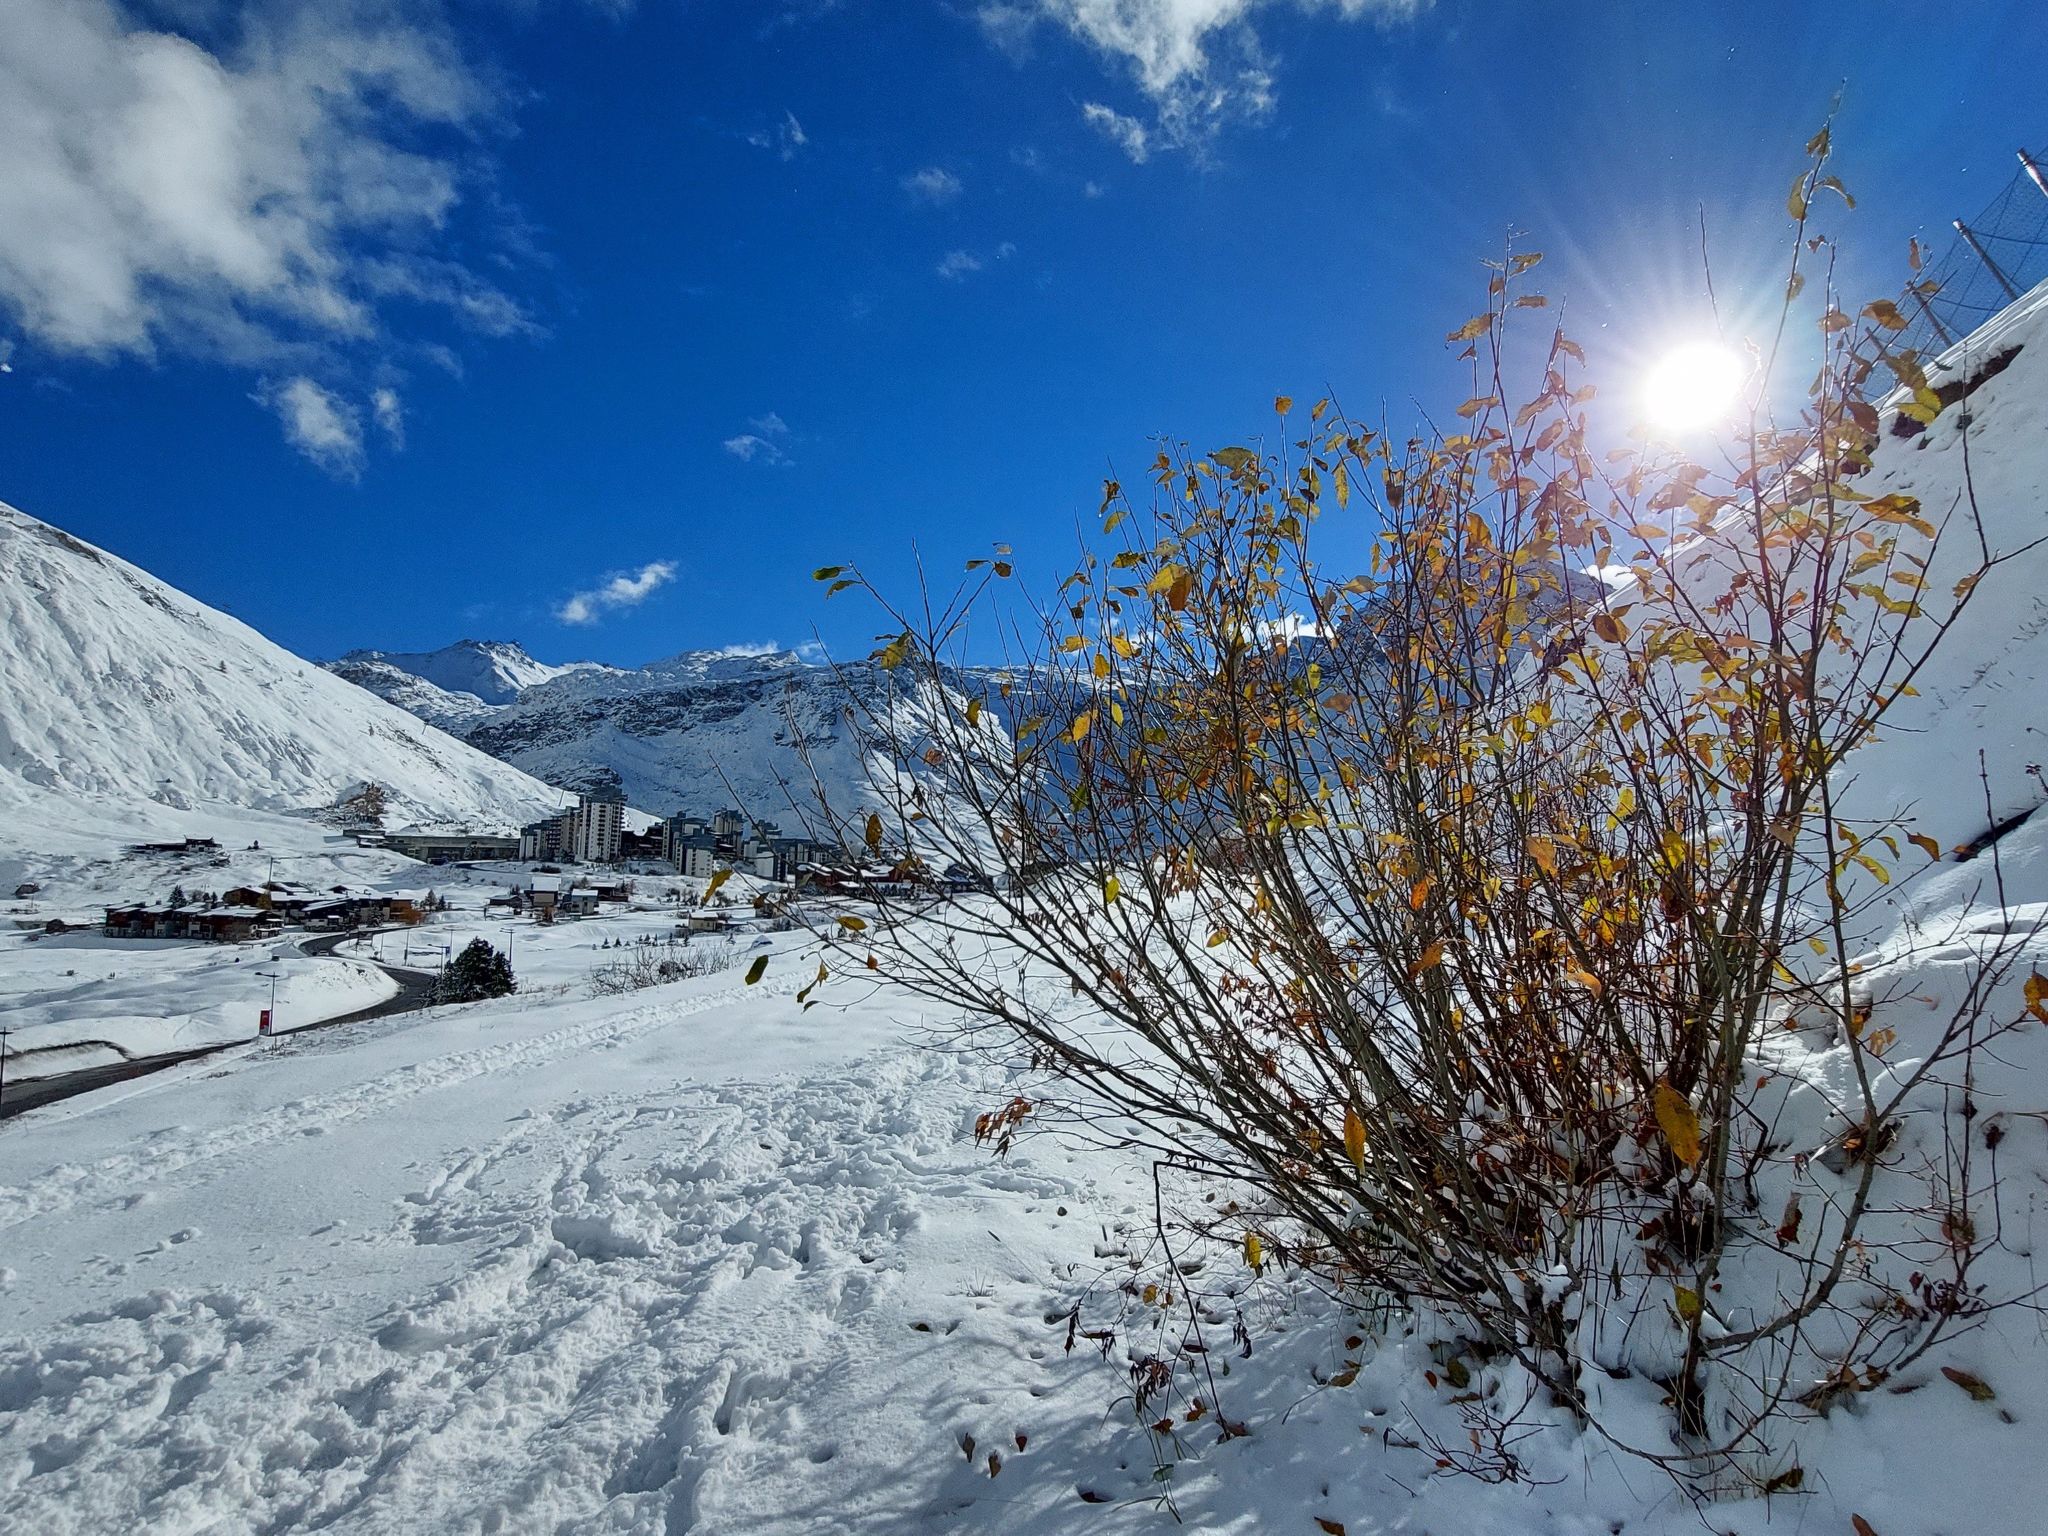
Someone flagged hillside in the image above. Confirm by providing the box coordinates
[333,639,606,705]
[0,504,569,844]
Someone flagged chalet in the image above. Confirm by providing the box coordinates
[387,891,429,925]
[560,886,601,918]
[185,906,280,943]
[589,877,634,903]
[102,904,279,943]
[523,874,563,920]
[684,907,734,934]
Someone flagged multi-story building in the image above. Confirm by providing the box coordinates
[519,816,566,863]
[569,789,625,865]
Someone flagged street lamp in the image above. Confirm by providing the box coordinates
[255,968,283,1039]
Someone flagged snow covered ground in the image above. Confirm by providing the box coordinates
[6,906,2042,1535]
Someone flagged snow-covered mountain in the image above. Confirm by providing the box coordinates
[327,640,999,825]
[334,639,605,706]
[0,503,569,838]
[321,654,502,734]
[464,648,908,820]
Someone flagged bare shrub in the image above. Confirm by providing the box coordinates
[590,936,739,996]
[803,137,2045,1484]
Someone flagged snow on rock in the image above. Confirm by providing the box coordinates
[0,503,569,834]
[332,639,609,706]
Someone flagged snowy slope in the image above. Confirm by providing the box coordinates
[0,503,569,835]
[333,639,605,706]
[463,648,926,820]
[322,654,501,734]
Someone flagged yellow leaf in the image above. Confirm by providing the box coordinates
[2025,972,2048,1024]
[744,954,769,985]
[1592,612,1626,644]
[703,868,731,902]
[1070,711,1094,743]
[864,812,883,851]
[1409,940,1445,979]
[1447,314,1490,343]
[1654,1080,1703,1169]
[836,914,867,932]
[1275,394,1293,415]
[1674,1285,1702,1323]
[1104,875,1120,904]
[1343,1106,1366,1171]
[1863,299,1908,332]
[966,697,983,728]
[1787,172,1809,220]
[1243,1231,1264,1272]
[1526,835,1557,877]
[1907,832,1942,862]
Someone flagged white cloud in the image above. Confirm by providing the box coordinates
[371,386,404,448]
[935,250,984,281]
[556,560,678,626]
[747,109,809,160]
[1000,2,1427,154]
[0,0,526,459]
[263,377,363,476]
[1081,102,1151,163]
[901,166,963,204]
[723,411,792,464]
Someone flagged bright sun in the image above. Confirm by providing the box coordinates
[1642,341,1746,434]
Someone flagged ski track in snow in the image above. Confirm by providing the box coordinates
[0,978,806,1232]
[0,1002,1152,1535]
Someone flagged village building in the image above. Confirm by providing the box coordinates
[381,829,520,864]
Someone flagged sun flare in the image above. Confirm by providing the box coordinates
[1642,341,1746,434]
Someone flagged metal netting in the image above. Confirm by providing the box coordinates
[1890,146,2048,360]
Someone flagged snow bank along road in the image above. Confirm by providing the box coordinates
[0,942,1206,1535]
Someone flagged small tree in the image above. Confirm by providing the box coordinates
[432,939,516,1004]
[167,885,188,909]
[804,136,2043,1487]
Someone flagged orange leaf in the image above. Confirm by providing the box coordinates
[1409,941,1445,979]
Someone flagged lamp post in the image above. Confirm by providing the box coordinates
[255,968,282,1039]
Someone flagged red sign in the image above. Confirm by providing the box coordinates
[259,1008,273,1037]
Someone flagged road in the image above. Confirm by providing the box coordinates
[0,930,436,1122]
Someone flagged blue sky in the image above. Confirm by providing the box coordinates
[2,0,2043,667]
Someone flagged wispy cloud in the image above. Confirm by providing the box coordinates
[371,387,405,449]
[936,242,1019,282]
[901,166,964,204]
[991,2,1428,155]
[1081,102,1151,163]
[723,411,794,465]
[746,110,809,160]
[557,561,678,626]
[0,0,532,464]
[262,377,363,477]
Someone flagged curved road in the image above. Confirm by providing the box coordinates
[0,931,436,1122]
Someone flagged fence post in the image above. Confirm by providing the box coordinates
[2021,149,2048,203]
[1954,220,2022,301]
